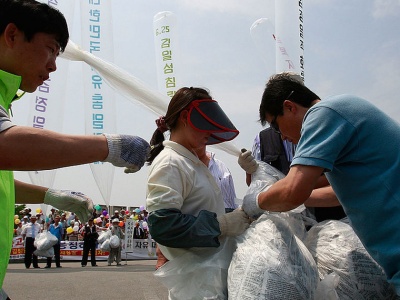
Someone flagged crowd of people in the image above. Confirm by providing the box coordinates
[12,206,150,270]
[14,207,150,241]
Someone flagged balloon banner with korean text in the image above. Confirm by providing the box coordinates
[153,11,180,98]
[250,0,305,82]
[250,17,276,74]
[27,0,76,216]
[274,0,304,79]
[80,0,116,206]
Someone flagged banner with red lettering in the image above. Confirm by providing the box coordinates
[10,236,156,261]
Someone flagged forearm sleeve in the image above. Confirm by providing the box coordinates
[148,208,221,248]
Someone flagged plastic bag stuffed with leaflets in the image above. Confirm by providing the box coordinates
[34,247,54,258]
[228,212,319,299]
[109,235,120,249]
[305,220,398,299]
[33,231,58,258]
[34,231,58,251]
[100,239,111,252]
[98,230,111,244]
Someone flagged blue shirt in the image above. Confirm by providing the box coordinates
[49,223,63,242]
[292,94,400,292]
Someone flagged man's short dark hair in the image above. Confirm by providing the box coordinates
[259,72,320,126]
[0,0,69,52]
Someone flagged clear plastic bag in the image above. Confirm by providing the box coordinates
[34,247,54,258]
[98,230,111,244]
[305,220,398,299]
[109,235,120,248]
[34,231,58,251]
[154,237,237,300]
[100,239,111,252]
[314,272,340,300]
[228,213,319,299]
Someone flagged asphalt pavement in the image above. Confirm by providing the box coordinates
[3,260,168,300]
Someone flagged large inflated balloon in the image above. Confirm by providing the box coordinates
[14,219,20,225]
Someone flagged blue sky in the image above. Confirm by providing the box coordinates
[13,0,400,210]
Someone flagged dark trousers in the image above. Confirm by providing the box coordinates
[24,237,39,268]
[81,240,97,266]
[46,242,61,267]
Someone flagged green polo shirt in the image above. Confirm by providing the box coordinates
[0,69,21,288]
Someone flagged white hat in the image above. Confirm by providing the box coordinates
[112,218,119,223]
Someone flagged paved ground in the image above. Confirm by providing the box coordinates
[3,260,168,300]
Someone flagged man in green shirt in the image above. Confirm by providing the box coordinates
[0,1,150,297]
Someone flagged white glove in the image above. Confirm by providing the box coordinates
[44,189,94,223]
[242,184,271,218]
[103,134,150,171]
[238,149,258,174]
[217,208,251,236]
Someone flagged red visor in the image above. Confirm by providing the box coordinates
[186,99,239,145]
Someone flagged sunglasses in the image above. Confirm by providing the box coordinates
[270,115,280,134]
[269,90,294,134]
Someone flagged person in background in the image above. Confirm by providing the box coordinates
[111,210,120,221]
[21,215,41,269]
[67,212,76,223]
[240,72,400,294]
[133,220,145,239]
[146,87,250,271]
[38,214,46,231]
[66,220,79,241]
[45,215,63,268]
[248,127,293,184]
[108,218,125,266]
[60,213,68,241]
[21,216,29,226]
[48,208,57,224]
[142,210,149,222]
[0,0,150,295]
[14,222,23,237]
[195,147,238,213]
[120,209,126,220]
[81,218,99,267]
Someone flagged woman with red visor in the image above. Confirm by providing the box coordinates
[145,87,250,296]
